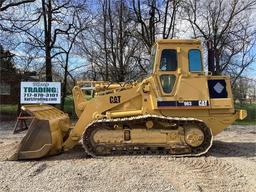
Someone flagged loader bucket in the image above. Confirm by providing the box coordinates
[9,105,71,160]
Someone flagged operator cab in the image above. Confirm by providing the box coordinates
[152,39,204,96]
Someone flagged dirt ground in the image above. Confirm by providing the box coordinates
[0,122,255,192]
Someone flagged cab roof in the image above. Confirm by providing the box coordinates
[156,39,201,45]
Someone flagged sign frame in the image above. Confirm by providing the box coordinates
[20,82,61,104]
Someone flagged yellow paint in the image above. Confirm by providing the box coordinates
[14,39,247,159]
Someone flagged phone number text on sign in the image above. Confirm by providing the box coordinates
[20,82,61,104]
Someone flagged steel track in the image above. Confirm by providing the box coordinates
[82,115,213,157]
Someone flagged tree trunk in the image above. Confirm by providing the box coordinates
[215,48,221,75]
[207,40,215,74]
[108,0,117,77]
[103,0,109,81]
[61,54,68,111]
[45,48,52,81]
[42,0,52,81]
[118,1,125,82]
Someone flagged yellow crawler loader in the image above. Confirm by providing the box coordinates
[10,39,247,160]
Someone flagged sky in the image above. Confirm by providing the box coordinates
[1,0,256,80]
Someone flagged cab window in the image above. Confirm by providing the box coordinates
[160,49,177,71]
[189,49,202,72]
[160,74,176,93]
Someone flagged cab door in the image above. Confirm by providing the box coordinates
[155,48,179,97]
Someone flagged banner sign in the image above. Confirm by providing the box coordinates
[20,82,61,104]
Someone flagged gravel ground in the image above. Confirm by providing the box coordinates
[0,121,255,192]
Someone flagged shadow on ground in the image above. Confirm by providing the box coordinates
[16,140,256,162]
[41,144,89,161]
[44,140,256,161]
[2,134,255,161]
[209,140,256,158]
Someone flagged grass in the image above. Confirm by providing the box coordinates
[0,104,18,114]
[1,99,255,125]
[0,97,75,115]
[0,97,76,119]
[233,120,256,125]
[63,95,91,115]
[63,95,75,115]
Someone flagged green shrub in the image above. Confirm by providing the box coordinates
[0,104,18,114]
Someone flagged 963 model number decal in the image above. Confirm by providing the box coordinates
[157,100,208,107]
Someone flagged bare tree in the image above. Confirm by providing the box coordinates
[103,0,109,81]
[0,0,35,11]
[162,0,181,39]
[1,0,88,81]
[131,0,182,53]
[232,77,252,104]
[77,0,147,82]
[1,0,255,88]
[184,0,256,78]
[132,0,159,53]
[56,20,89,110]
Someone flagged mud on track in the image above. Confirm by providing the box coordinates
[0,122,255,192]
